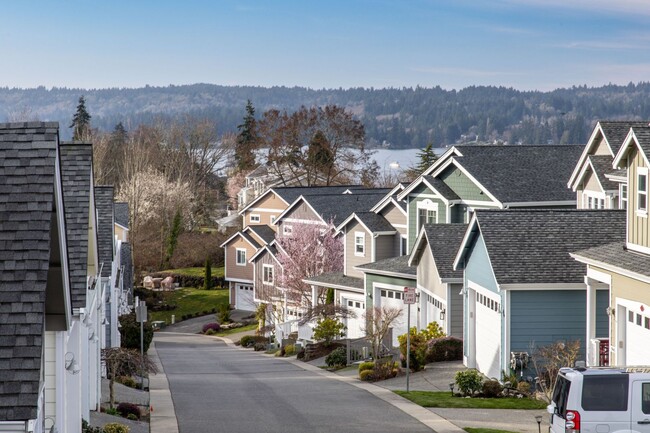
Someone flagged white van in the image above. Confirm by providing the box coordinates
[548,366,650,433]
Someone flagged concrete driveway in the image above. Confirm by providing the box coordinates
[154,332,435,433]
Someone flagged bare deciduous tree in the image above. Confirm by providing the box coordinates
[101,347,158,408]
[530,339,581,403]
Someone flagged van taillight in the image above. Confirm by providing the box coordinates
[565,410,580,433]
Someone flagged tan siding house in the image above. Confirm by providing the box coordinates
[344,221,372,278]
[241,191,287,230]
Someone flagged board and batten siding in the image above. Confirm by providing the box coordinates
[224,237,255,281]
[242,192,287,230]
[627,147,650,249]
[439,166,490,202]
[508,289,608,361]
[253,250,281,302]
[375,234,397,262]
[345,221,372,278]
[449,283,463,338]
[380,203,406,235]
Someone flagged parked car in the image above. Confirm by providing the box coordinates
[548,366,650,433]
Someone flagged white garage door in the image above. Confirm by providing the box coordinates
[424,292,445,333]
[626,309,650,365]
[344,297,366,339]
[380,288,411,347]
[475,291,501,379]
[235,284,256,311]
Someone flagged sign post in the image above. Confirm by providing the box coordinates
[403,287,416,392]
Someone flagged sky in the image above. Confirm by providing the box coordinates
[3,0,650,91]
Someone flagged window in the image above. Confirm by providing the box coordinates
[283,225,293,236]
[584,193,606,210]
[620,184,628,210]
[552,376,571,417]
[250,214,261,223]
[236,248,246,266]
[270,215,276,224]
[581,375,628,411]
[400,236,407,256]
[643,383,650,415]
[262,265,274,285]
[637,314,643,326]
[354,232,365,256]
[417,199,438,230]
[638,168,648,214]
[630,310,635,322]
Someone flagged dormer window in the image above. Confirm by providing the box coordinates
[354,232,365,256]
[250,214,261,223]
[417,199,438,229]
[638,168,648,215]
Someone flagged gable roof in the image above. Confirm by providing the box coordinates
[588,155,620,191]
[335,212,396,235]
[94,186,115,278]
[219,230,262,249]
[276,192,387,227]
[249,243,280,264]
[613,126,650,169]
[355,255,416,278]
[409,223,467,281]
[245,224,276,245]
[0,121,60,421]
[455,209,626,286]
[114,202,129,229]
[59,142,93,310]
[401,145,582,205]
[571,241,650,283]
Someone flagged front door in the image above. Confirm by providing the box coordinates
[631,381,650,432]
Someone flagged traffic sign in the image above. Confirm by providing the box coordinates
[403,287,416,304]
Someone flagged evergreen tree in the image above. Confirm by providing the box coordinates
[235,100,257,172]
[70,96,92,140]
[325,287,334,305]
[307,130,334,176]
[203,257,213,290]
[165,209,182,266]
[412,143,438,175]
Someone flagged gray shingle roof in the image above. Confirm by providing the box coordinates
[423,224,467,280]
[453,145,583,203]
[114,202,129,229]
[356,255,416,276]
[0,121,59,421]
[632,126,650,158]
[305,193,387,226]
[474,209,626,285]
[241,231,261,249]
[353,212,395,233]
[95,186,115,278]
[588,155,619,191]
[59,142,93,310]
[303,272,364,290]
[273,185,364,204]
[423,175,460,200]
[246,225,276,245]
[599,121,649,155]
[572,241,650,280]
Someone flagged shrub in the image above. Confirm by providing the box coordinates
[217,304,231,324]
[398,327,428,372]
[296,347,305,359]
[421,321,445,340]
[325,346,347,367]
[359,369,375,381]
[455,369,483,396]
[358,361,375,372]
[203,257,213,290]
[104,423,130,433]
[117,402,141,420]
[202,322,221,333]
[119,313,154,352]
[482,379,504,397]
[105,407,119,416]
[116,376,137,388]
[126,413,138,421]
[254,342,266,351]
[205,329,216,335]
[240,335,256,347]
[284,344,296,356]
[425,336,463,363]
[82,420,103,433]
[517,381,531,395]
[312,317,346,347]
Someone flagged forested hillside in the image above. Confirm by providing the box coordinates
[3,82,650,146]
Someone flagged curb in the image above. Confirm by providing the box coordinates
[148,341,180,433]
[215,336,464,433]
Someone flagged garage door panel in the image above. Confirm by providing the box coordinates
[626,310,650,365]
[475,291,501,379]
[236,284,256,311]
[344,297,366,339]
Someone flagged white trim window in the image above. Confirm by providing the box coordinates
[354,232,365,256]
[250,214,261,223]
[638,168,648,215]
[583,192,606,210]
[236,248,247,266]
[620,184,628,210]
[283,225,293,236]
[400,235,407,256]
[262,264,274,285]
[417,199,438,230]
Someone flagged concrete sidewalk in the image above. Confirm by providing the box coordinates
[149,340,180,433]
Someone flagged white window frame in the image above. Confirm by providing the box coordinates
[637,167,648,216]
[400,235,408,256]
[417,199,438,229]
[250,214,261,223]
[262,264,274,285]
[583,191,607,210]
[620,184,628,210]
[354,232,365,256]
[283,225,293,236]
[236,248,247,266]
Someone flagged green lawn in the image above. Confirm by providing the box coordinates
[394,391,548,410]
[150,287,229,324]
[215,323,258,336]
[160,267,225,278]
[465,429,519,433]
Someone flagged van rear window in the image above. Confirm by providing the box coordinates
[552,376,571,416]
[581,375,629,411]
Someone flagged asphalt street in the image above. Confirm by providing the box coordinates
[154,333,434,433]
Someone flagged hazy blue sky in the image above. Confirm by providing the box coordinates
[3,0,650,91]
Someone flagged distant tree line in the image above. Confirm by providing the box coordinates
[5,82,650,147]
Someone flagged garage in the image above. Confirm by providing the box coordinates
[343,296,366,339]
[474,290,502,379]
[625,308,650,365]
[423,291,445,333]
[235,284,256,311]
[379,288,411,346]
